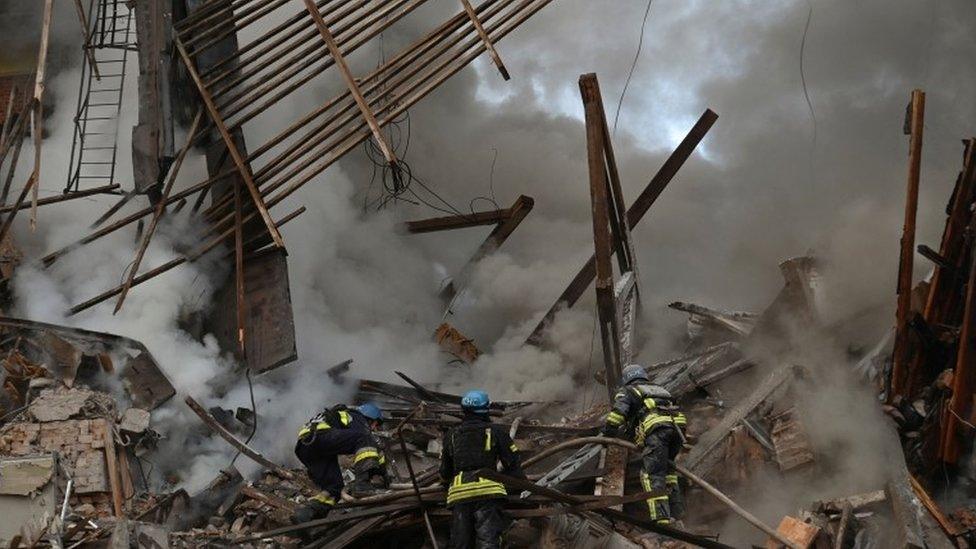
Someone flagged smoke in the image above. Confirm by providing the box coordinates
[2,0,975,504]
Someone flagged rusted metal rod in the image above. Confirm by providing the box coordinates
[30,0,54,229]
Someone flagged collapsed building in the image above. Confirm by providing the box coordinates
[0,1,975,548]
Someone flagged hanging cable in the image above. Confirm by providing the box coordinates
[230,367,258,467]
[799,1,817,150]
[613,0,654,136]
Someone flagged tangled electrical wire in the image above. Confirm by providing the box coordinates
[361,31,501,219]
[361,111,503,221]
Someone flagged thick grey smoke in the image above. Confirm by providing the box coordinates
[4,0,976,511]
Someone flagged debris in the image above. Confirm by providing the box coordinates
[433,323,481,364]
[765,516,820,549]
[0,454,65,546]
[0,3,972,548]
[118,408,150,436]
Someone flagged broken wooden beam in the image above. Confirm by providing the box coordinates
[0,184,120,214]
[29,0,54,229]
[682,364,798,477]
[404,208,514,234]
[302,0,398,166]
[890,89,926,402]
[440,195,534,302]
[184,395,300,483]
[678,463,800,549]
[434,322,481,364]
[526,108,718,346]
[460,0,510,79]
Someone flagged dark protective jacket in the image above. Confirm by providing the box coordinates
[294,406,385,498]
[440,413,524,507]
[603,381,686,445]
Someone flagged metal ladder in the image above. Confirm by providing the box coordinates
[65,0,135,193]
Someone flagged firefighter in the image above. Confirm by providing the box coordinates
[440,390,525,549]
[600,364,687,525]
[291,402,389,524]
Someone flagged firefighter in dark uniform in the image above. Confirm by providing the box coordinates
[291,402,389,523]
[440,390,525,549]
[600,364,687,525]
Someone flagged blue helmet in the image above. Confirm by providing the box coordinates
[621,364,648,385]
[461,390,490,414]
[357,402,383,422]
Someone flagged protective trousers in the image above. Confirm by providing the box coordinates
[640,426,682,524]
[294,423,383,502]
[449,498,507,549]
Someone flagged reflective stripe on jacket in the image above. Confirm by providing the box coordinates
[297,410,352,438]
[603,383,684,445]
[439,415,524,507]
[446,472,507,506]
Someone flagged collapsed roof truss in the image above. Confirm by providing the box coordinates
[43,0,553,315]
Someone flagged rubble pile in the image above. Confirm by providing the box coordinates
[0,1,975,548]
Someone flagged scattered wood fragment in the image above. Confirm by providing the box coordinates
[184,395,300,483]
[765,516,819,549]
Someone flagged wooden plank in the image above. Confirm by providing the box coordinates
[404,209,512,234]
[0,184,120,213]
[302,0,398,166]
[100,419,124,517]
[909,475,960,538]
[174,37,284,248]
[240,484,298,512]
[683,364,797,477]
[580,73,622,393]
[526,108,718,346]
[439,195,534,301]
[29,0,54,229]
[891,89,926,401]
[210,246,297,373]
[118,448,135,504]
[459,0,510,80]
[815,490,886,514]
[941,207,976,463]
